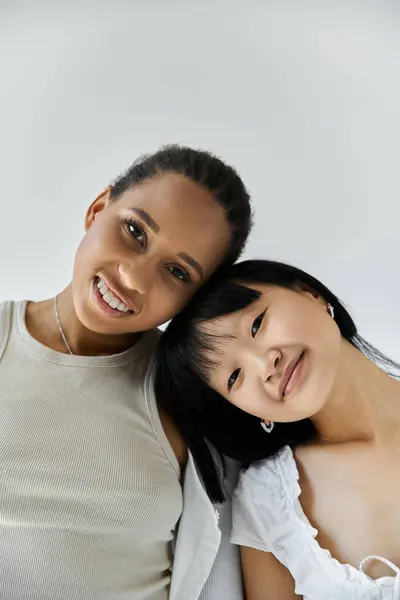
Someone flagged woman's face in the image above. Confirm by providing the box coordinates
[202,284,342,423]
[72,173,231,334]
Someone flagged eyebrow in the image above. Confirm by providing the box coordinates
[128,208,204,279]
[128,208,160,233]
[177,252,204,280]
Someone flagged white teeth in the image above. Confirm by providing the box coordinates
[97,280,108,295]
[96,278,131,313]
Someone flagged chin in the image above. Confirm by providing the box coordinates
[73,303,111,335]
[283,398,323,423]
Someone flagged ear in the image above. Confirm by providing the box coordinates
[295,283,326,308]
[84,185,113,232]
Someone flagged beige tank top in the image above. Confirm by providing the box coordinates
[0,301,182,600]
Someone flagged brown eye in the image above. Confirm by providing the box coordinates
[124,219,146,248]
[228,368,241,391]
[251,310,266,338]
[167,265,190,283]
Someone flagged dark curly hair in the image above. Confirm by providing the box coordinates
[110,144,252,266]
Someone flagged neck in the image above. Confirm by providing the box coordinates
[311,340,400,445]
[26,284,141,357]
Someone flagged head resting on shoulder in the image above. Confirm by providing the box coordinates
[156,259,399,502]
[72,144,252,335]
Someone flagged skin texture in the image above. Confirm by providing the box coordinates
[240,547,300,600]
[26,173,231,356]
[204,285,341,425]
[201,282,400,597]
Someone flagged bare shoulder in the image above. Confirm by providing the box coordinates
[294,442,356,500]
[294,440,374,477]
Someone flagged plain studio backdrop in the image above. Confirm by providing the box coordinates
[0,1,399,358]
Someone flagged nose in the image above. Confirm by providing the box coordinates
[258,348,282,384]
[118,258,155,295]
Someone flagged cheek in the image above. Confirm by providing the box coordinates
[142,283,195,326]
[266,309,308,344]
[313,325,341,393]
[74,231,100,272]
[72,238,90,282]
[74,224,122,278]
[86,216,122,253]
[232,383,273,420]
[88,225,118,258]
[309,312,342,368]
[273,305,333,351]
[279,331,341,421]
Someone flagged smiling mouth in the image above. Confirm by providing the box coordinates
[97,278,131,312]
[92,277,135,317]
[280,351,305,399]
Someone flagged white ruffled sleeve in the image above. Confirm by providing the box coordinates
[231,490,272,552]
[230,447,300,562]
[230,447,388,599]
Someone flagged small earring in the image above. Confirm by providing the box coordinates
[261,420,274,434]
[327,303,335,319]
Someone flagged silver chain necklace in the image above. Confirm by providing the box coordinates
[54,295,73,355]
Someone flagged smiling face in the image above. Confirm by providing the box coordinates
[201,283,342,424]
[72,173,231,334]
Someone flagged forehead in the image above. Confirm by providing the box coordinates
[199,316,240,380]
[117,173,220,221]
[199,284,283,353]
[202,310,243,340]
[198,287,274,383]
[200,297,258,361]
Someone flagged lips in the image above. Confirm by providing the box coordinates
[97,275,137,313]
[279,352,304,399]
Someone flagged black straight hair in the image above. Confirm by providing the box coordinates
[155,259,400,503]
[110,144,252,266]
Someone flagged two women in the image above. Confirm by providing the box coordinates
[0,145,252,600]
[158,259,400,599]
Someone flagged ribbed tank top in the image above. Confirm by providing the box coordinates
[0,301,182,600]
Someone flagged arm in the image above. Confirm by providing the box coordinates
[198,458,244,600]
[240,546,301,600]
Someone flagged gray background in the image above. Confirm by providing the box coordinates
[1,1,399,357]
